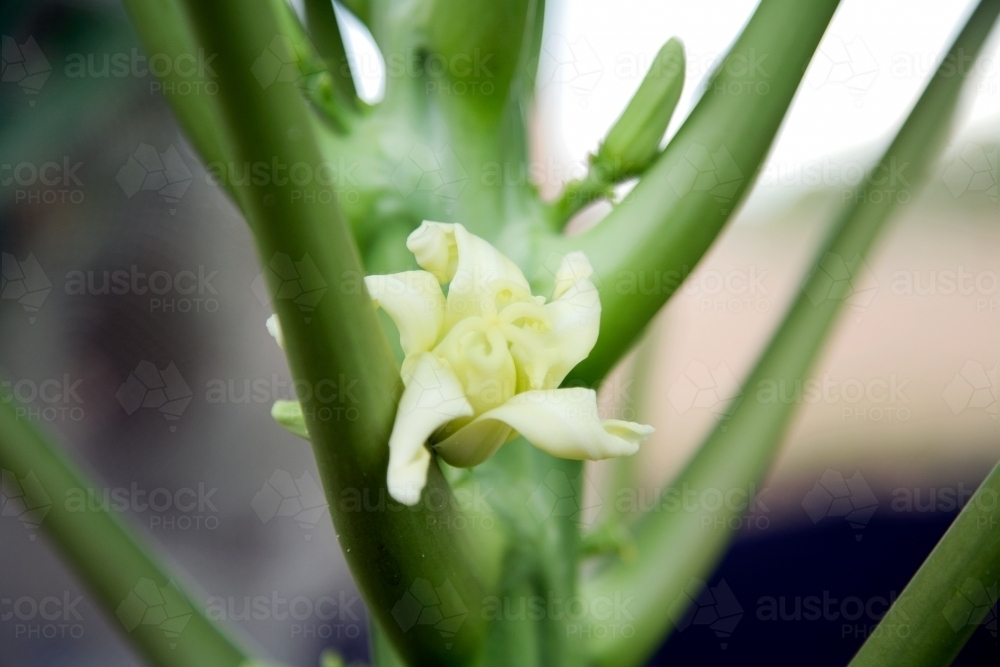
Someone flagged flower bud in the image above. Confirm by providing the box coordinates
[593,38,685,180]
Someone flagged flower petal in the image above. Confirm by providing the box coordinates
[387,353,474,505]
[504,253,601,390]
[271,400,308,439]
[266,314,285,349]
[406,221,459,283]
[407,222,531,327]
[365,271,445,356]
[553,251,594,300]
[434,321,517,415]
[453,387,653,462]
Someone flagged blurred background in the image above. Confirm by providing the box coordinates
[1,1,997,665]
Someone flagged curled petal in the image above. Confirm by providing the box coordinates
[271,400,308,439]
[448,388,653,462]
[365,271,445,356]
[434,321,517,415]
[407,221,459,283]
[408,222,531,326]
[388,353,474,505]
[504,254,601,390]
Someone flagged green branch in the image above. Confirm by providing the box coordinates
[178,1,501,664]
[0,400,250,667]
[581,2,1000,665]
[850,458,1000,666]
[542,0,842,386]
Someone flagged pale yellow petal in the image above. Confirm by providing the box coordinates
[504,253,601,390]
[407,221,459,283]
[407,221,531,327]
[472,388,652,460]
[553,251,595,300]
[365,271,445,356]
[387,353,474,505]
[433,321,517,416]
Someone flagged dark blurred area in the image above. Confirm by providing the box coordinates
[2,2,364,665]
[1,2,997,666]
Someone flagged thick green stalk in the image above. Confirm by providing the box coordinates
[850,458,1000,666]
[543,0,841,386]
[425,0,534,112]
[582,3,1000,665]
[179,1,499,664]
[0,401,249,667]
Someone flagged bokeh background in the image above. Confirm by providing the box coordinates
[1,0,997,665]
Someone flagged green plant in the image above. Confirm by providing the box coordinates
[2,1,998,666]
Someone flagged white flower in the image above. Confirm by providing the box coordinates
[366,222,653,505]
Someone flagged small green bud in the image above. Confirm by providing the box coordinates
[593,38,685,180]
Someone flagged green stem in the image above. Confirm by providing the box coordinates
[850,458,1000,666]
[0,400,249,667]
[546,171,615,230]
[544,0,842,386]
[582,2,1000,665]
[178,1,500,664]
